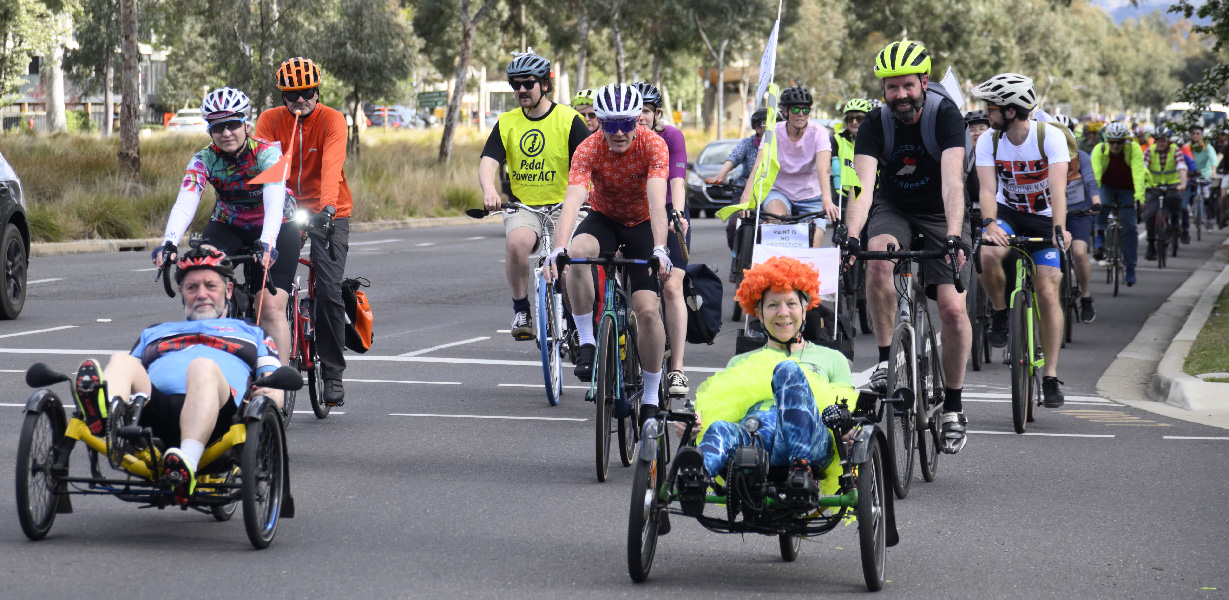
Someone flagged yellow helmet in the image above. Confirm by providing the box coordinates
[875,40,931,78]
[1085,120,1105,134]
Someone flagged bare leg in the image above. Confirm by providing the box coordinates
[866,234,901,348]
[1035,267,1064,378]
[102,353,151,399]
[506,227,538,302]
[661,269,687,372]
[564,233,599,322]
[179,358,232,447]
[632,289,666,376]
[1072,240,1092,299]
[979,247,1009,311]
[935,284,970,389]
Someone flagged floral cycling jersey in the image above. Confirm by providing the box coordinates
[180,137,296,231]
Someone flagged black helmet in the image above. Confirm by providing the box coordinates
[507,48,551,79]
[633,82,662,110]
[779,86,812,107]
[751,108,768,128]
[175,246,235,286]
[964,110,989,126]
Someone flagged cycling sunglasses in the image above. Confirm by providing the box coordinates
[845,114,865,123]
[600,117,638,135]
[209,119,246,135]
[789,106,811,115]
[508,78,539,91]
[282,88,318,103]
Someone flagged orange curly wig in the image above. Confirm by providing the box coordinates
[735,256,822,317]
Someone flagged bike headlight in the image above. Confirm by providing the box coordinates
[294,209,310,225]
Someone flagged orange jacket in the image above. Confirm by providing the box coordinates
[254,104,353,218]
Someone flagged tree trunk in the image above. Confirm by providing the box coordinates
[611,0,625,83]
[575,7,589,90]
[349,85,361,159]
[439,19,476,163]
[652,54,661,89]
[554,56,567,103]
[104,56,114,137]
[43,44,67,133]
[118,0,140,180]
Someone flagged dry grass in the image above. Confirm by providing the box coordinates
[0,126,491,242]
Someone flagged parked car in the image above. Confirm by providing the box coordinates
[0,149,28,318]
[367,108,406,128]
[166,109,208,134]
[685,138,743,218]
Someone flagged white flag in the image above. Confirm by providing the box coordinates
[754,17,781,109]
[939,67,965,111]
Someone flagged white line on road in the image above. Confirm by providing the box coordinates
[390,413,586,422]
[28,278,63,284]
[964,393,1115,404]
[0,325,77,339]
[0,369,25,373]
[293,410,345,415]
[345,378,461,385]
[963,398,1116,406]
[400,336,490,356]
[415,242,435,247]
[499,383,590,390]
[466,236,486,240]
[1162,436,1229,441]
[133,267,159,272]
[968,430,1114,438]
[349,239,401,246]
[496,329,511,333]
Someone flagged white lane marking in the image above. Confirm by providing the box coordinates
[1163,436,1229,441]
[28,278,63,284]
[968,430,1114,438]
[496,329,511,333]
[0,325,77,339]
[0,347,726,372]
[0,403,27,407]
[466,236,486,240]
[133,267,159,272]
[499,383,589,390]
[0,369,25,373]
[415,242,435,247]
[349,239,401,246]
[963,398,1115,406]
[964,393,1115,404]
[390,413,586,422]
[400,336,491,356]
[293,410,345,415]
[345,378,461,385]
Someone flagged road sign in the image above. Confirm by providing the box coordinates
[419,91,448,108]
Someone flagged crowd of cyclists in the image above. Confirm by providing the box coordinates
[63,40,1229,514]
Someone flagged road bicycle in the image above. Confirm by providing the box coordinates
[627,389,896,590]
[1059,209,1091,346]
[468,203,579,407]
[1101,205,1125,297]
[846,236,962,498]
[557,252,664,482]
[968,206,991,372]
[1192,176,1213,241]
[990,233,1059,434]
[1148,184,1183,268]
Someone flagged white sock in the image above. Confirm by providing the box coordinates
[642,369,661,407]
[574,312,595,346]
[179,439,205,472]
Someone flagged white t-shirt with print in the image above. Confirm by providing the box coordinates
[974,121,1071,218]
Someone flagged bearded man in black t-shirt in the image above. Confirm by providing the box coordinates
[844,40,973,455]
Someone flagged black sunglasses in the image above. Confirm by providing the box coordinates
[508,78,539,91]
[282,89,317,103]
[209,120,245,135]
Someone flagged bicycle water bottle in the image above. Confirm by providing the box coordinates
[618,301,628,360]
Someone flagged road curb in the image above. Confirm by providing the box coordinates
[1097,236,1229,429]
[29,214,502,258]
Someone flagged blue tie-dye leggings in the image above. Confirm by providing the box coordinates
[698,360,834,478]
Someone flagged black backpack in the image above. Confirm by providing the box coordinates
[683,263,723,345]
[878,87,974,173]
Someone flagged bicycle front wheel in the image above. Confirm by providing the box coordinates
[536,274,563,406]
[916,310,943,482]
[968,273,984,371]
[617,308,642,468]
[595,315,618,482]
[1009,290,1030,434]
[884,325,915,499]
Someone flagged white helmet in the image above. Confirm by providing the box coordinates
[201,87,251,121]
[593,83,642,121]
[1054,114,1076,132]
[1104,122,1131,140]
[971,73,1037,110]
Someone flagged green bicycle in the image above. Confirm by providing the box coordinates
[991,233,1055,434]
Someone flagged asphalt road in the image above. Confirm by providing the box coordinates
[0,219,1225,599]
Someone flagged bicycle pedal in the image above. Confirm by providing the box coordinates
[513,333,534,342]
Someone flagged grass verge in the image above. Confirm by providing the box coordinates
[1184,282,1229,377]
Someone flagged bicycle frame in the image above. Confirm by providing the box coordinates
[1006,248,1045,379]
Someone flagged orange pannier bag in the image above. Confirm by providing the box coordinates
[342,277,373,353]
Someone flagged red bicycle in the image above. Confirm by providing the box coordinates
[288,206,336,419]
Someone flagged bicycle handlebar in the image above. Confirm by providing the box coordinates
[847,241,965,294]
[756,210,826,224]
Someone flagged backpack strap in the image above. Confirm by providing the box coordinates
[920,89,944,163]
[878,105,894,166]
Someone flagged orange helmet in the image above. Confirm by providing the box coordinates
[276,57,321,91]
[735,256,821,317]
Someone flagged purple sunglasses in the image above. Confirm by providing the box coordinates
[600,117,638,135]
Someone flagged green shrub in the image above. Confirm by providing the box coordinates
[68,192,143,239]
[66,110,97,133]
[25,201,67,242]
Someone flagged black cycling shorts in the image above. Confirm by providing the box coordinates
[202,220,300,293]
[139,389,238,449]
[571,211,657,293]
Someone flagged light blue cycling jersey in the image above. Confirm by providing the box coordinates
[129,319,279,401]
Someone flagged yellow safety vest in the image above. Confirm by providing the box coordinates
[498,104,580,206]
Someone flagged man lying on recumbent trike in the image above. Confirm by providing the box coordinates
[673,257,855,512]
[71,246,281,503]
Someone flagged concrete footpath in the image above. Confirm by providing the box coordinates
[28,214,499,258]
[1098,237,1229,429]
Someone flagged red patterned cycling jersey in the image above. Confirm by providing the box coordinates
[567,126,669,227]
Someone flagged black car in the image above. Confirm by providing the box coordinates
[685,138,743,218]
[0,150,28,318]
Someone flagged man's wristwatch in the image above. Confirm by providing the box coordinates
[981,217,996,228]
